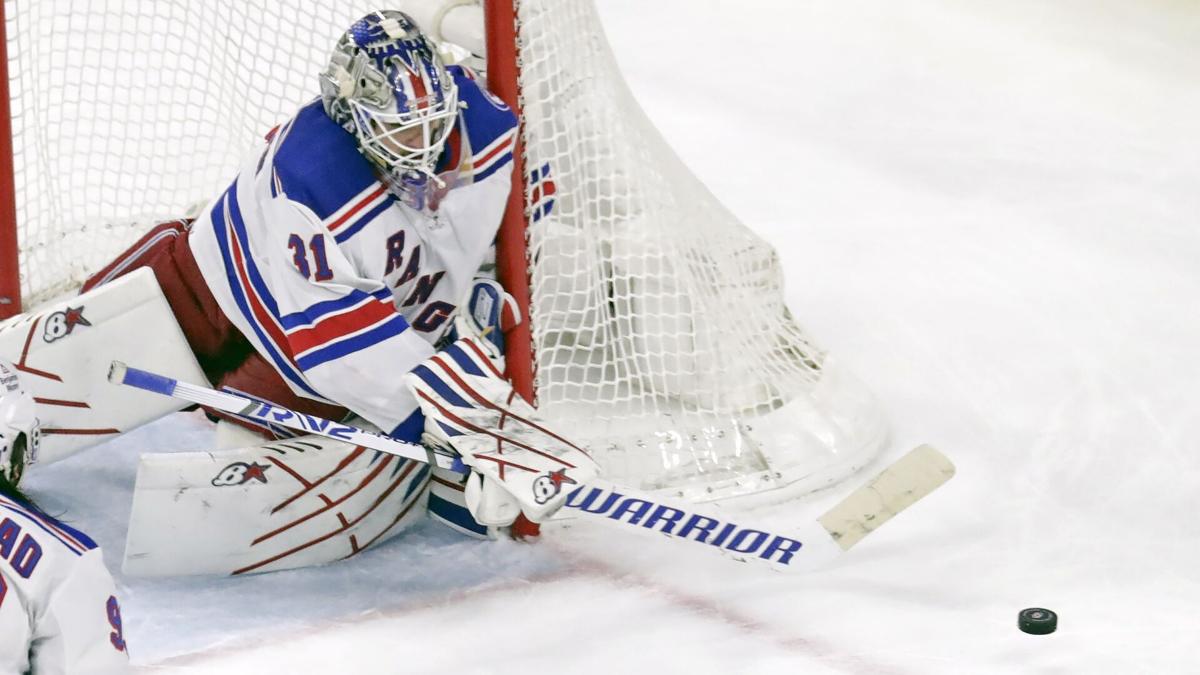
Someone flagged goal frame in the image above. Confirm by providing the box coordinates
[0,2,20,320]
[481,0,536,404]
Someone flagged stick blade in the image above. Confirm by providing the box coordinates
[818,444,955,551]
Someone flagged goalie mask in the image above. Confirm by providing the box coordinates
[0,360,40,487]
[320,10,459,208]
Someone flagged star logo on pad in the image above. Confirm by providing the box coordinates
[243,463,270,484]
[64,306,91,331]
[42,305,92,342]
[211,461,272,486]
[532,469,578,505]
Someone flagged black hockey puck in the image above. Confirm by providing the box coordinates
[1018,607,1057,635]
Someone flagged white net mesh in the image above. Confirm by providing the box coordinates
[4,0,379,305]
[4,0,886,502]
[512,0,887,500]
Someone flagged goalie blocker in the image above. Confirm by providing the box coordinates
[406,336,599,526]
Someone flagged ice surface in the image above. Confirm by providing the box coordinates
[20,0,1200,672]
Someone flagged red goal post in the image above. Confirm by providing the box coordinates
[0,2,20,320]
[482,0,535,404]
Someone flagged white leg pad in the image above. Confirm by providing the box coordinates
[0,268,207,465]
[214,418,274,451]
[123,434,431,576]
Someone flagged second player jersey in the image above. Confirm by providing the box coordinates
[189,67,518,435]
[0,495,129,674]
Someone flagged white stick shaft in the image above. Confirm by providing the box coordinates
[108,361,460,470]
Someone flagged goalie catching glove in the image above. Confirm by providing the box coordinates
[406,281,598,526]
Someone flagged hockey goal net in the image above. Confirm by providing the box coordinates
[0,0,886,502]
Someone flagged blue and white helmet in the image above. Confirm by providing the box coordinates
[0,360,40,487]
[320,11,459,199]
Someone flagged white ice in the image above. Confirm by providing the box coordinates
[21,0,1200,672]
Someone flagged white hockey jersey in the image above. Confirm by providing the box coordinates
[189,67,517,437]
[0,496,129,674]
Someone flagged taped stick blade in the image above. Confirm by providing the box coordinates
[818,444,955,551]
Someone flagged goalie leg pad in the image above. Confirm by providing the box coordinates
[123,433,431,576]
[0,268,207,465]
[81,219,190,293]
[80,218,249,376]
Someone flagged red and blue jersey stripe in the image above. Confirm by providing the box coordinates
[325,184,396,245]
[211,185,412,385]
[0,496,97,557]
[450,67,518,184]
[273,101,396,245]
[210,191,322,396]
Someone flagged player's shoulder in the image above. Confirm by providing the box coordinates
[269,98,382,222]
[451,66,518,152]
[0,494,99,560]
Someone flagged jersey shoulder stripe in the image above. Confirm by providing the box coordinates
[0,496,97,556]
[331,188,396,245]
[271,99,380,222]
[324,184,387,235]
[470,128,517,183]
[450,66,518,181]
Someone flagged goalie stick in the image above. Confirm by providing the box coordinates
[109,361,955,573]
[107,361,462,472]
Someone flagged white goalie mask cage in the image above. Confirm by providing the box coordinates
[320,10,460,196]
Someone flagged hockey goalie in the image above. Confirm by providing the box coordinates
[0,10,597,576]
